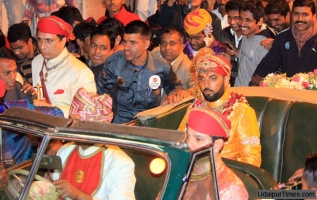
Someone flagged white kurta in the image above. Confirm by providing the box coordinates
[32,48,96,117]
[52,144,136,200]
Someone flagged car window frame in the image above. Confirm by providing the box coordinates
[0,121,175,200]
[0,108,191,200]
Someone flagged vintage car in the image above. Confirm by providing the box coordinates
[0,105,277,200]
[129,87,317,198]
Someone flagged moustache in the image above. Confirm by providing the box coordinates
[203,88,214,93]
[295,21,307,24]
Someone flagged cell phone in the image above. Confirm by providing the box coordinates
[224,42,234,51]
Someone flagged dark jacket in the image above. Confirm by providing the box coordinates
[222,26,240,86]
[86,59,104,83]
[252,28,317,85]
[97,50,182,124]
[146,10,163,50]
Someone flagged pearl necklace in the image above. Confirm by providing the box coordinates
[44,53,70,81]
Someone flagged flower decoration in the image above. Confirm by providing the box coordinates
[260,69,317,90]
[192,92,248,117]
[27,181,61,200]
[223,92,248,116]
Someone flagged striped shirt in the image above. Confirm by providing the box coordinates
[18,47,39,85]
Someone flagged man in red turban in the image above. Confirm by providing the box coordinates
[31,16,97,171]
[31,15,96,118]
[179,48,262,167]
[184,108,248,200]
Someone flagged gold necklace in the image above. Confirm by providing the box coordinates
[202,101,226,113]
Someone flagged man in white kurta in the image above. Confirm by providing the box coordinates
[32,16,96,118]
[52,143,136,200]
[32,48,96,117]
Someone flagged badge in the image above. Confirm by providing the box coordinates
[149,75,161,89]
[117,77,125,86]
[285,42,290,49]
[75,169,85,183]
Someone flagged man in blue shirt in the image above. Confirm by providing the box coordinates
[97,20,184,124]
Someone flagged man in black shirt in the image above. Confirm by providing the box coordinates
[87,18,124,83]
[251,0,317,86]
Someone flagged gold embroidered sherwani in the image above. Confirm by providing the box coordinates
[183,155,249,200]
[179,91,262,167]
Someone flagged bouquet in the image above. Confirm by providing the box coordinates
[260,69,317,90]
[27,181,61,200]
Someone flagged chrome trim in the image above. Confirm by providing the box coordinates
[19,135,50,200]
[177,148,219,200]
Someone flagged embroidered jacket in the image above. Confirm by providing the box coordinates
[179,91,262,167]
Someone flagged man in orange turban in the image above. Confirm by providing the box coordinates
[31,16,96,118]
[179,48,262,167]
[184,108,248,200]
[183,9,226,60]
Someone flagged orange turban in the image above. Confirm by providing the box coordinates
[37,16,74,41]
[184,9,212,35]
[188,108,231,138]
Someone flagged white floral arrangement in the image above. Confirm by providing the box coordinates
[260,69,317,90]
[27,181,61,200]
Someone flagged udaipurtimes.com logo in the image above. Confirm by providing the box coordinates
[257,190,316,199]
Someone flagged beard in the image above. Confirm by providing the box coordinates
[202,83,225,102]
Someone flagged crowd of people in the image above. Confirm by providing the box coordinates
[0,0,317,199]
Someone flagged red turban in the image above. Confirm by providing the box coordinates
[192,48,231,76]
[0,79,5,98]
[188,108,231,138]
[37,16,74,41]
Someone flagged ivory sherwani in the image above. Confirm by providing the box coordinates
[32,48,96,117]
[52,144,136,200]
[179,91,262,167]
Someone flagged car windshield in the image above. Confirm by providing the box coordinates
[179,149,219,200]
[0,126,43,199]
[0,126,168,200]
